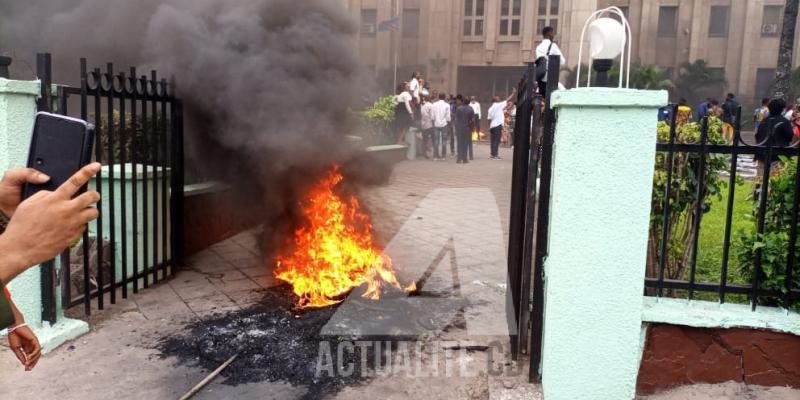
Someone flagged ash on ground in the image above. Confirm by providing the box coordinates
[157,284,464,399]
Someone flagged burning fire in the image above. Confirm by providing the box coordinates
[275,165,415,308]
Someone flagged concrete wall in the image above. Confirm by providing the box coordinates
[535,83,800,398]
[0,78,42,328]
[0,78,88,353]
[541,87,667,400]
[183,182,259,257]
[638,323,800,395]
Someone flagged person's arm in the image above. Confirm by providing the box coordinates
[446,105,451,123]
[7,297,41,371]
[504,88,517,104]
[404,95,413,116]
[0,163,101,284]
[0,236,34,285]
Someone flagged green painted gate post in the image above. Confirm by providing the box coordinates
[0,78,89,352]
[540,88,668,399]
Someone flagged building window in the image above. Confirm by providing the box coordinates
[402,9,420,38]
[538,0,547,15]
[500,0,522,36]
[361,9,377,38]
[755,68,776,98]
[657,6,678,38]
[708,6,729,37]
[464,0,486,37]
[610,6,629,23]
[536,0,559,35]
[762,5,783,37]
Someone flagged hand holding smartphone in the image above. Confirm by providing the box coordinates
[23,112,95,199]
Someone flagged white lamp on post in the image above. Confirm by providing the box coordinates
[576,7,632,89]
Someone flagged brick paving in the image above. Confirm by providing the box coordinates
[2,142,796,399]
[0,143,516,400]
[363,143,514,249]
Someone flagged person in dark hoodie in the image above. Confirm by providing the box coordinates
[752,98,794,198]
[755,98,794,159]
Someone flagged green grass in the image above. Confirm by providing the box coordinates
[692,182,754,303]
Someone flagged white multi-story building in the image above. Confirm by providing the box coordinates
[342,0,800,105]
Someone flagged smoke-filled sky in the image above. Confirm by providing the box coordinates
[0,0,382,256]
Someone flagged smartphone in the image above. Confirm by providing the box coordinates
[22,112,95,199]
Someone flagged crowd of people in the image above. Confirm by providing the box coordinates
[661,92,800,144]
[392,73,518,164]
[658,91,799,198]
[391,26,565,164]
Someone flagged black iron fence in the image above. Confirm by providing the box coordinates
[645,105,799,311]
[506,55,560,383]
[37,53,184,319]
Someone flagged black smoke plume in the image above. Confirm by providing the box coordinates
[1,0,386,259]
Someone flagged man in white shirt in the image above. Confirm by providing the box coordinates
[409,71,421,102]
[468,96,481,160]
[535,26,566,97]
[431,93,452,161]
[487,89,517,160]
[420,96,435,159]
[469,96,482,121]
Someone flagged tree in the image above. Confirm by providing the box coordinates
[789,67,800,101]
[561,63,673,91]
[773,0,800,99]
[561,64,590,89]
[630,65,673,91]
[673,60,727,107]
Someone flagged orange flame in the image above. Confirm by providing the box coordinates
[274,165,414,308]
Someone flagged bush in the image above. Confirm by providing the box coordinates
[647,117,728,283]
[360,95,395,133]
[734,157,800,310]
[95,110,167,165]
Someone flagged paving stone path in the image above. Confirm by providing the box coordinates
[1,143,796,399]
[0,144,517,400]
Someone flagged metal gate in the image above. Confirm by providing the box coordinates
[506,55,560,382]
[36,53,185,319]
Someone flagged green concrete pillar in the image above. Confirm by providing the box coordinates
[541,88,667,400]
[0,78,88,352]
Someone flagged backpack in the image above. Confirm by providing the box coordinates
[535,42,554,81]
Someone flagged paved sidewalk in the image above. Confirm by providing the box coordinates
[0,144,517,400]
[2,143,795,399]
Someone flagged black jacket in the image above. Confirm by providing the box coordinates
[722,99,739,124]
[754,115,793,162]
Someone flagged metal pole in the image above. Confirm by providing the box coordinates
[506,62,537,359]
[392,0,400,90]
[36,53,57,324]
[529,53,561,383]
